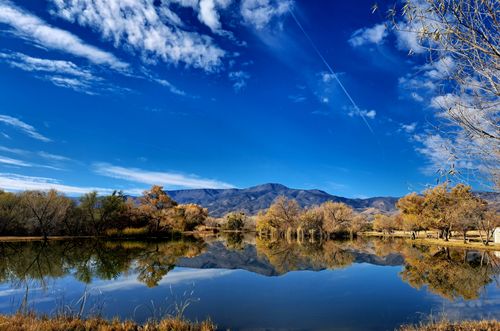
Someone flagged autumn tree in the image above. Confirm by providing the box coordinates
[170,204,208,232]
[320,201,354,236]
[223,211,247,231]
[299,206,323,236]
[256,196,301,234]
[422,184,456,240]
[138,185,178,233]
[373,214,398,234]
[397,192,426,239]
[348,214,369,237]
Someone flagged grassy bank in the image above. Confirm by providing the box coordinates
[398,319,500,330]
[0,314,215,331]
[360,231,500,250]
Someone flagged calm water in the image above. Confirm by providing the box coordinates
[0,236,498,330]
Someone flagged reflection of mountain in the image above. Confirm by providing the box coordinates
[177,241,404,276]
[0,238,497,301]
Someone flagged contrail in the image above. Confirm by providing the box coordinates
[288,9,374,134]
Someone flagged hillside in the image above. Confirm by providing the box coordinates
[168,183,399,217]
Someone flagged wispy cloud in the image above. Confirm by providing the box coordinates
[0,115,50,142]
[348,23,388,47]
[38,151,72,162]
[0,146,29,156]
[94,162,234,189]
[228,70,250,92]
[0,51,132,95]
[0,156,31,167]
[0,173,142,195]
[0,0,128,70]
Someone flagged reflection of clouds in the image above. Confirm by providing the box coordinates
[94,268,236,292]
[424,284,500,320]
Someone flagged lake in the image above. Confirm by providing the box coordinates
[0,235,498,330]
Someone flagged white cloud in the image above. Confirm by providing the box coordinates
[400,122,417,133]
[0,173,138,195]
[94,163,234,189]
[198,0,232,32]
[240,0,292,29]
[0,115,50,142]
[413,133,457,175]
[347,108,376,120]
[49,0,225,71]
[0,1,128,70]
[348,23,387,47]
[0,156,31,167]
[321,72,335,83]
[0,146,29,156]
[0,52,95,80]
[228,70,250,91]
[38,151,72,162]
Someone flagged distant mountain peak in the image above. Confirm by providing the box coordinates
[247,183,289,191]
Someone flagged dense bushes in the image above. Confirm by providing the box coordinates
[0,185,208,238]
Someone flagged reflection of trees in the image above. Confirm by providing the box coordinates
[255,238,355,274]
[399,245,498,300]
[135,240,205,287]
[368,239,499,301]
[0,238,206,288]
[221,232,245,251]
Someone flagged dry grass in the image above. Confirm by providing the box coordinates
[398,319,500,331]
[0,314,216,331]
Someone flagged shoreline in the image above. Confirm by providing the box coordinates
[359,231,500,250]
[1,232,499,251]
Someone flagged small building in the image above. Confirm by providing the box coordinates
[494,227,500,244]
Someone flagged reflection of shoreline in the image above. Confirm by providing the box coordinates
[0,237,498,302]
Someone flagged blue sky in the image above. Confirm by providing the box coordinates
[0,0,461,198]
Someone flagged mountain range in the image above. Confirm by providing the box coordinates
[167,183,399,217]
[167,183,499,217]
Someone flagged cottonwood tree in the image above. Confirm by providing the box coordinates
[321,202,354,235]
[139,185,178,233]
[389,0,499,187]
[260,196,302,234]
[397,192,426,238]
[373,214,398,234]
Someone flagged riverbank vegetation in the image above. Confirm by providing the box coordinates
[0,313,215,331]
[398,319,500,331]
[0,183,497,247]
[373,183,499,245]
[0,186,208,239]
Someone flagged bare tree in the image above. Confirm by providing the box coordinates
[20,190,74,239]
[389,0,499,187]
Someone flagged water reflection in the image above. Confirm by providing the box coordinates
[0,236,498,303]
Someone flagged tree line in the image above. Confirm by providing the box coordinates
[0,185,208,239]
[256,196,369,239]
[373,183,498,245]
